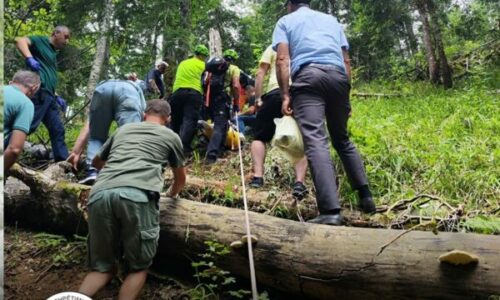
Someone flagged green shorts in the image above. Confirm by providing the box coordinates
[87,187,160,272]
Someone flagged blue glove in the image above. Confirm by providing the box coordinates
[25,57,41,71]
[233,104,240,113]
[56,96,67,113]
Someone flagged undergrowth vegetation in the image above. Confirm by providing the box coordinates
[343,82,498,216]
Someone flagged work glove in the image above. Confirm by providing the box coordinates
[25,57,41,72]
[232,104,240,113]
[56,96,68,113]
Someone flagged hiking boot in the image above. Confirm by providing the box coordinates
[249,176,264,188]
[204,156,217,165]
[358,197,376,214]
[292,181,308,200]
[307,213,343,226]
[79,171,98,185]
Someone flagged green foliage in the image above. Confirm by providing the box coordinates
[462,216,500,234]
[189,240,252,299]
[341,82,499,211]
[34,233,86,267]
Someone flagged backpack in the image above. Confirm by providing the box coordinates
[202,57,229,96]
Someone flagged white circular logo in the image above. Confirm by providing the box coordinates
[47,292,92,300]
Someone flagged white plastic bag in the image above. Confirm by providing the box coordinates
[271,116,305,163]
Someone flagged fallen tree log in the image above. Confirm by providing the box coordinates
[170,175,385,227]
[5,164,500,299]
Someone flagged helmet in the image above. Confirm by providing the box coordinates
[205,56,229,75]
[223,49,239,62]
[194,44,209,57]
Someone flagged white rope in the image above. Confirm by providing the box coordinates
[232,113,259,300]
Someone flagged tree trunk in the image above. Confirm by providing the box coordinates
[178,0,191,58]
[209,28,222,57]
[414,0,439,84]
[4,164,500,300]
[427,0,453,89]
[84,0,113,104]
[403,15,418,56]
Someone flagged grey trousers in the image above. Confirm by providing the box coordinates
[291,64,368,213]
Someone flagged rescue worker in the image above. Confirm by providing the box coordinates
[204,49,241,165]
[272,0,376,225]
[170,44,209,156]
[15,25,71,161]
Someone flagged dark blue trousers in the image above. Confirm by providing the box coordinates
[30,89,68,161]
[205,93,230,160]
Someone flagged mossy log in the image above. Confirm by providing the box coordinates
[4,163,500,299]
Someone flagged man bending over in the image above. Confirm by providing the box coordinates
[78,100,186,300]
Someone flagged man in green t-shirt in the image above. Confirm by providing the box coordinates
[4,70,40,172]
[204,49,241,164]
[15,25,71,162]
[170,44,208,155]
[78,99,186,300]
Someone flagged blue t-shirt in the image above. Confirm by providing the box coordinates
[4,85,35,137]
[272,6,349,76]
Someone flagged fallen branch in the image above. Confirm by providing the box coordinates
[352,92,402,99]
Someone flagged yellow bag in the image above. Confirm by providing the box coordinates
[271,116,304,163]
[199,120,244,150]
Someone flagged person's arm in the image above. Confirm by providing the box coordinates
[167,166,186,197]
[276,43,292,115]
[66,121,90,170]
[254,62,270,109]
[15,37,33,58]
[342,47,351,82]
[4,130,28,172]
[231,74,241,105]
[242,105,256,115]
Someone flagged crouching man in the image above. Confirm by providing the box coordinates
[78,100,186,300]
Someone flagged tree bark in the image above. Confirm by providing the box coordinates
[209,28,222,57]
[84,0,114,104]
[414,0,439,84]
[178,0,191,59]
[427,0,453,88]
[4,164,500,299]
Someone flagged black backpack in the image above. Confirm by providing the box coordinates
[202,57,229,95]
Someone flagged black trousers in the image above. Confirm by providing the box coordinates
[170,88,203,153]
[291,64,369,213]
[205,93,230,160]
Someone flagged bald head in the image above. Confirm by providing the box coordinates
[50,25,71,49]
[53,25,70,35]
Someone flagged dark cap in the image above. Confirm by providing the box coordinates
[284,0,311,6]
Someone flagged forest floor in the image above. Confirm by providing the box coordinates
[4,228,189,300]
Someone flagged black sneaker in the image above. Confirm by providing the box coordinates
[79,170,98,185]
[292,181,308,200]
[249,176,264,188]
